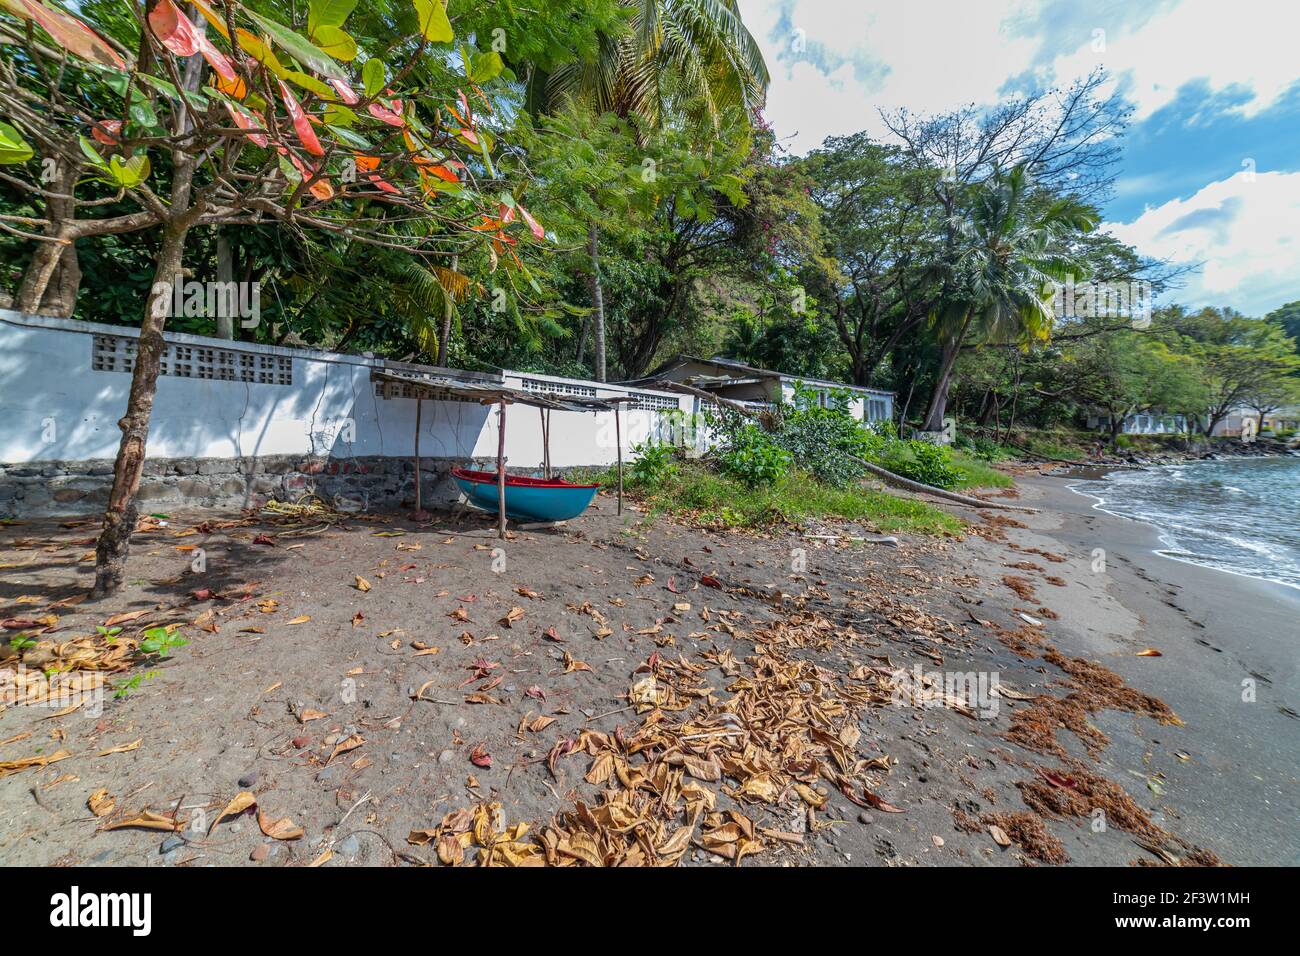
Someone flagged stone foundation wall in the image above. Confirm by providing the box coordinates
[0,455,507,517]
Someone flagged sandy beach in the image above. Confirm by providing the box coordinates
[1013,472,1300,865]
[1,466,1294,866]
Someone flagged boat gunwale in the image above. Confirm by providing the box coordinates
[450,466,600,490]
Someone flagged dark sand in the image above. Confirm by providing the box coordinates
[1,469,1293,866]
[1015,473,1300,865]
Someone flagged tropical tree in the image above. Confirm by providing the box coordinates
[532,0,769,380]
[1,0,544,595]
[917,165,1095,433]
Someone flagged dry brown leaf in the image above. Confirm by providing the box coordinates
[96,738,142,757]
[257,808,305,840]
[209,791,257,833]
[354,576,372,592]
[103,810,183,832]
[287,615,311,625]
[87,788,115,817]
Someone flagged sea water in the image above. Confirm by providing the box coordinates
[1069,456,1300,591]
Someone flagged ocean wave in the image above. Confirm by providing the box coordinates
[1068,458,1300,591]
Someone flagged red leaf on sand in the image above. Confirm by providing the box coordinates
[190,588,215,601]
[252,534,276,546]
[276,79,324,156]
[666,577,682,594]
[863,789,906,813]
[700,574,724,589]
[469,745,491,768]
[1038,770,1078,789]
[525,685,546,702]
[544,626,564,643]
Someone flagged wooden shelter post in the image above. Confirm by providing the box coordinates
[496,400,508,539]
[615,403,624,516]
[413,397,423,513]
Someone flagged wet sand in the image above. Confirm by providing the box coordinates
[1012,473,1300,865]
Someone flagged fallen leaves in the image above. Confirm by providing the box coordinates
[326,733,364,765]
[210,791,257,833]
[87,789,115,817]
[257,808,305,841]
[103,810,183,832]
[286,615,311,625]
[96,738,142,757]
[0,748,71,778]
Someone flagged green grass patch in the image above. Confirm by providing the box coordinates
[600,462,964,536]
[950,452,1015,489]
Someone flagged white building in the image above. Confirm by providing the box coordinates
[626,355,895,424]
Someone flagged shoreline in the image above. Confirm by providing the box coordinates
[1055,457,1300,595]
[999,473,1299,865]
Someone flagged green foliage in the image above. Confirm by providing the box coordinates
[139,626,188,659]
[614,461,963,535]
[628,439,677,486]
[876,440,962,489]
[715,424,791,487]
[770,384,872,487]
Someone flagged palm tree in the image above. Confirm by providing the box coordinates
[920,165,1096,433]
[539,0,769,381]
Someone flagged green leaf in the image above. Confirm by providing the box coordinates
[325,124,372,149]
[105,153,151,188]
[323,103,359,128]
[78,134,109,169]
[362,58,386,97]
[284,70,337,99]
[244,8,346,80]
[0,121,34,165]
[469,50,504,84]
[412,0,453,44]
[308,0,357,33]
[312,25,357,61]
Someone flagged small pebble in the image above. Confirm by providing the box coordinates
[250,844,269,862]
[858,812,873,825]
[160,835,184,855]
[238,771,258,788]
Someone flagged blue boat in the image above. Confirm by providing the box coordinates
[451,467,600,522]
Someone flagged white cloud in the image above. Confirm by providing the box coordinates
[743,0,1300,154]
[1105,170,1300,315]
[743,0,1043,152]
[1041,0,1300,122]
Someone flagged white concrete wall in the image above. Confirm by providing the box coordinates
[0,310,687,470]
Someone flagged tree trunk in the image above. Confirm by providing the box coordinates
[436,254,458,366]
[587,221,606,383]
[921,313,972,432]
[922,338,960,432]
[15,153,80,315]
[92,224,189,597]
[215,229,234,339]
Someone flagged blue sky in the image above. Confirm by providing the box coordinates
[738,0,1300,316]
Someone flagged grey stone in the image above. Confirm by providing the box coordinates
[160,835,185,854]
[336,834,360,857]
[238,771,258,788]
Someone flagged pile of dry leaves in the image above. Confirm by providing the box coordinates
[410,612,902,866]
